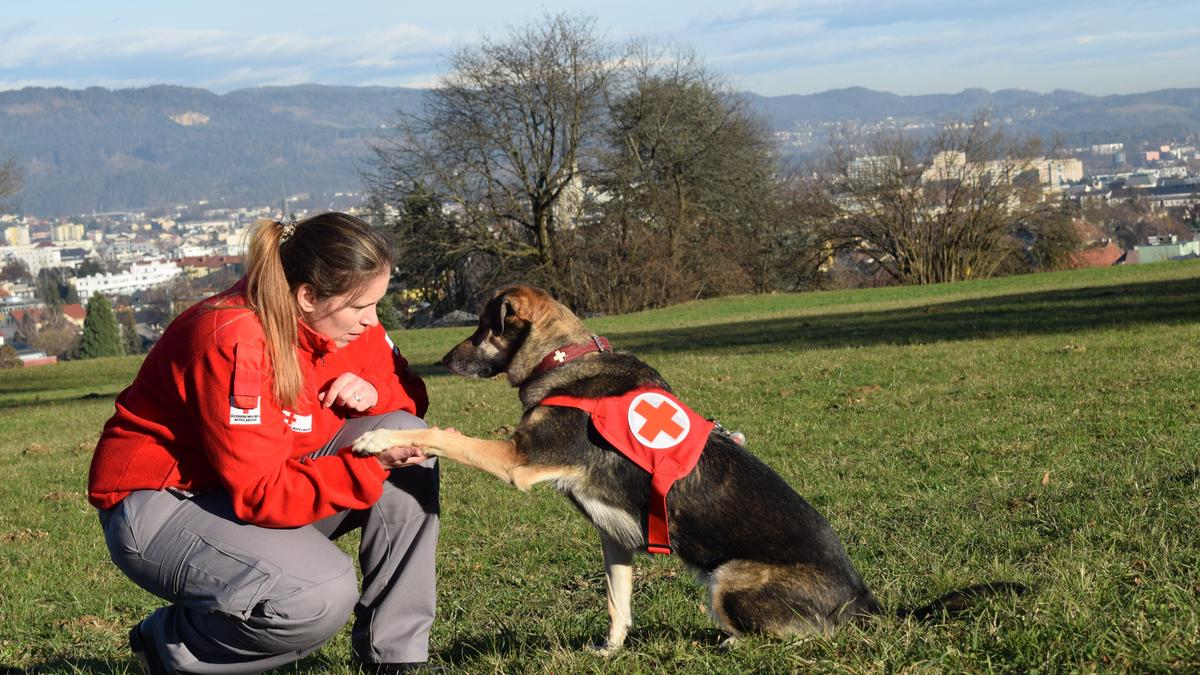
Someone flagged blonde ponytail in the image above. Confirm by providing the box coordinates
[239,212,393,409]
[245,219,303,408]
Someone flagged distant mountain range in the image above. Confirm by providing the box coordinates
[2,84,1199,217]
[747,86,1200,131]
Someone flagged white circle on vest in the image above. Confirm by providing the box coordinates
[627,392,690,449]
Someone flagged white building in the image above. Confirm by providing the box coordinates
[1040,159,1084,187]
[1158,165,1189,179]
[918,151,969,183]
[1135,237,1200,264]
[73,259,182,303]
[0,244,63,276]
[848,155,901,183]
[224,227,250,256]
[51,222,86,242]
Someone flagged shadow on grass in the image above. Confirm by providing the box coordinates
[609,275,1200,356]
[4,658,127,674]
[434,625,729,666]
[0,391,119,412]
[406,275,1200,375]
[1166,468,1200,486]
[435,627,539,666]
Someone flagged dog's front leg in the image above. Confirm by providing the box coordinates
[353,428,524,486]
[595,531,634,655]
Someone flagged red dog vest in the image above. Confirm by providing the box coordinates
[540,388,714,554]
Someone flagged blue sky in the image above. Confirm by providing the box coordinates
[2,1,1197,96]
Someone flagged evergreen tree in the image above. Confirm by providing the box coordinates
[376,293,403,332]
[77,293,123,358]
[117,306,141,355]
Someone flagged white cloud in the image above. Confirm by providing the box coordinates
[199,66,316,91]
[1,3,1197,96]
[0,23,458,71]
[0,76,163,91]
[358,74,443,89]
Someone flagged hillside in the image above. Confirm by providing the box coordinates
[747,86,1200,132]
[0,84,425,216]
[2,261,1199,671]
[1,84,1199,216]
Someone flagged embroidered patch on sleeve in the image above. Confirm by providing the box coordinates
[229,396,262,425]
[281,410,313,433]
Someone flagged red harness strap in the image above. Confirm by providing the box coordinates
[540,388,714,555]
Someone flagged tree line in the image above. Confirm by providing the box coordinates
[363,13,1080,321]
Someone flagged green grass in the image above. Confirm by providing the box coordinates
[3,261,1200,673]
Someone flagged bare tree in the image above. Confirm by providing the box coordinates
[795,115,1070,285]
[567,44,785,310]
[1083,199,1192,249]
[1,258,32,283]
[366,13,613,295]
[32,311,81,359]
[365,21,799,313]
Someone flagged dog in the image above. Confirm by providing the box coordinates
[353,284,1020,651]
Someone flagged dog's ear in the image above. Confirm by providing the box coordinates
[486,294,513,333]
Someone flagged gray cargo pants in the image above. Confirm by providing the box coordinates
[99,411,438,674]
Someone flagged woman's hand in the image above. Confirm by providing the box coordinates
[320,373,378,411]
[374,445,431,469]
[368,426,457,469]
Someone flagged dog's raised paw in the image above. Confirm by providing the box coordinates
[351,431,392,456]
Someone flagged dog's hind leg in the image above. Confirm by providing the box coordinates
[709,560,862,638]
[594,531,634,655]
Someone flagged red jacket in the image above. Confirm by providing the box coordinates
[87,284,428,527]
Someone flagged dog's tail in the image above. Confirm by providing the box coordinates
[897,581,1029,621]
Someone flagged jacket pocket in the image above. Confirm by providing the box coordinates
[172,529,282,620]
[231,342,264,410]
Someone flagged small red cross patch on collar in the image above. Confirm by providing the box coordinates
[628,392,690,448]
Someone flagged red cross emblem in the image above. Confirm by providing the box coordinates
[628,392,690,449]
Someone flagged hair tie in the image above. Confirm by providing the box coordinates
[279,219,298,243]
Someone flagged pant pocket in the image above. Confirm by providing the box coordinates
[172,530,283,620]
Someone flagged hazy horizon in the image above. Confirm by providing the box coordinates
[2,81,1194,100]
[2,1,1197,98]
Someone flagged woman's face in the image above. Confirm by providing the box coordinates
[296,271,390,348]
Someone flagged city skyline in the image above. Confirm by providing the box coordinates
[1,1,1198,98]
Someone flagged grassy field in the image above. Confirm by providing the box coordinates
[2,261,1199,673]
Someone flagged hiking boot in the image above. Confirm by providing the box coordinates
[129,621,168,674]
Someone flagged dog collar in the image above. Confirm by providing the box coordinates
[533,335,612,374]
